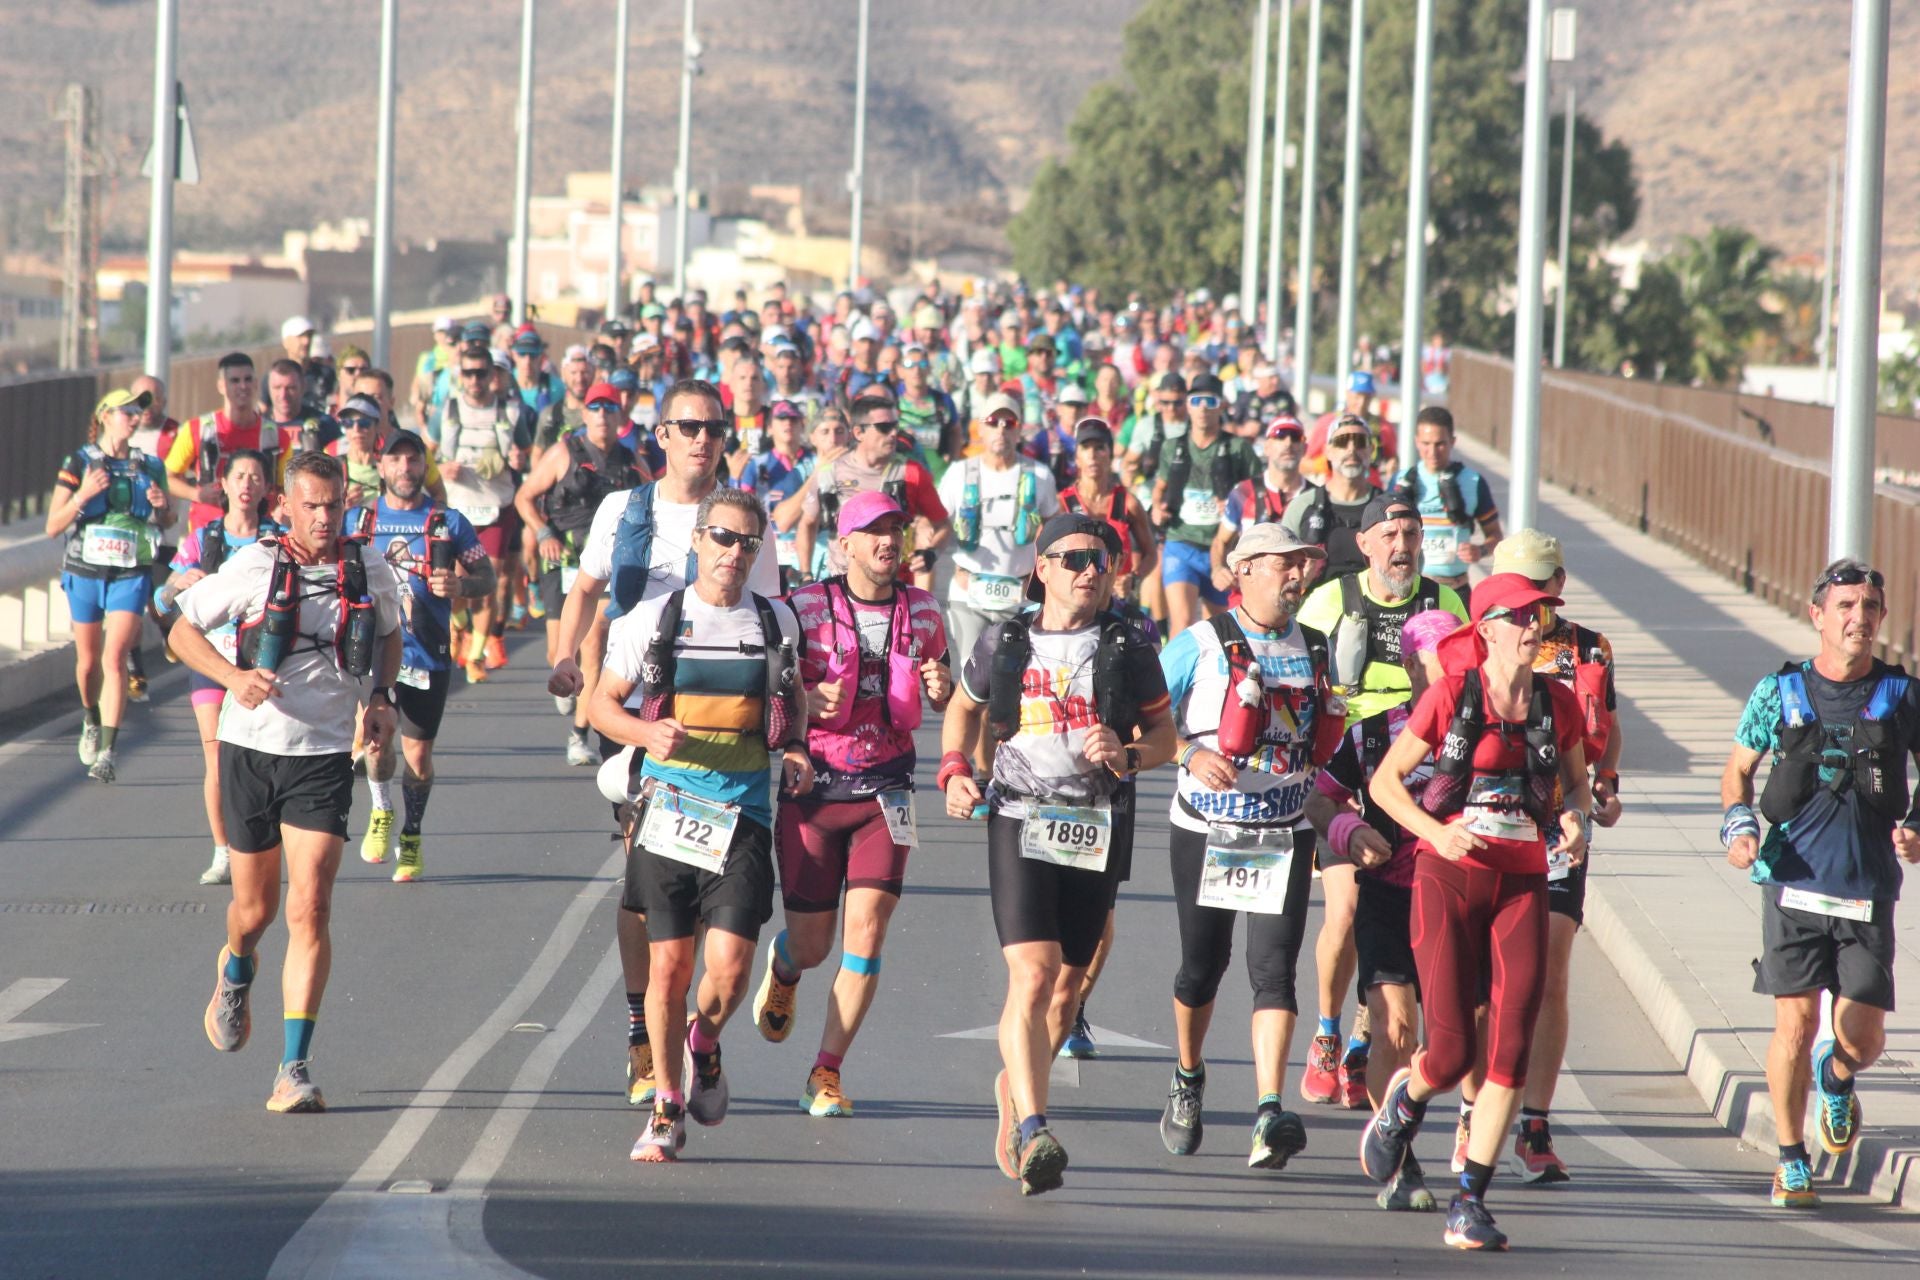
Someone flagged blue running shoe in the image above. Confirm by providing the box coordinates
[1772,1157,1819,1208]
[1443,1194,1508,1250]
[1811,1039,1861,1156]
[1059,1007,1097,1059]
[1359,1066,1421,1183]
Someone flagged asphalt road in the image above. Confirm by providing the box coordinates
[4,633,1919,1279]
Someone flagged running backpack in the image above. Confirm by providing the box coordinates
[1420,669,1560,830]
[1759,661,1912,826]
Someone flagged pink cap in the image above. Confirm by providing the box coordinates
[837,489,906,537]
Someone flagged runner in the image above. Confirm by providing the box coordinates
[515,381,643,765]
[798,393,948,581]
[1390,407,1502,592]
[940,512,1177,1195]
[326,395,386,510]
[1155,523,1338,1171]
[1281,415,1382,579]
[896,342,961,482]
[1360,573,1593,1251]
[1720,558,1920,1209]
[735,400,814,593]
[166,353,286,532]
[48,388,176,782]
[754,492,952,1117]
[264,358,338,455]
[546,377,781,1111]
[1151,373,1258,640]
[158,450,279,883]
[1211,414,1310,596]
[940,392,1060,675]
[1297,495,1466,1108]
[171,452,406,1113]
[359,431,494,882]
[591,488,809,1162]
[433,344,532,682]
[1307,370,1397,480]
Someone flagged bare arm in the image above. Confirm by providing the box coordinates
[546,571,608,694]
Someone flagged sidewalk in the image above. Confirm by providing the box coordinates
[1460,436,1920,1210]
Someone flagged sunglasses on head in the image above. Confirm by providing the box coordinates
[1043,547,1111,574]
[700,525,763,553]
[1817,564,1885,592]
[1187,394,1220,409]
[665,418,729,439]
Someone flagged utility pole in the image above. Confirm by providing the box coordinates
[1333,0,1366,398]
[1263,0,1294,364]
[673,0,697,298]
[1397,0,1435,469]
[1550,9,1578,370]
[1240,0,1273,317]
[608,0,631,316]
[1819,152,1839,404]
[57,85,101,371]
[508,0,536,320]
[144,0,179,381]
[371,0,397,369]
[1508,0,1552,533]
[847,0,872,293]
[1291,0,1324,408]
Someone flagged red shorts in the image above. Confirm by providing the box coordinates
[472,506,521,559]
[775,796,911,912]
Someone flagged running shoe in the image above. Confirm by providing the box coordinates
[78,722,101,766]
[1510,1116,1571,1183]
[1301,1033,1340,1104]
[199,848,231,886]
[554,693,577,717]
[1378,1152,1438,1211]
[1771,1157,1820,1208]
[508,602,529,630]
[1452,1111,1472,1174]
[485,636,509,670]
[127,674,150,703]
[204,945,252,1052]
[566,734,600,767]
[464,659,489,685]
[626,1042,655,1107]
[802,1064,852,1117]
[87,753,116,784]
[528,595,548,621]
[1059,1006,1097,1059]
[631,1100,687,1162]
[1360,1066,1421,1183]
[752,946,798,1043]
[993,1069,1018,1179]
[1015,1126,1068,1196]
[267,1059,325,1113]
[1443,1193,1508,1250]
[1812,1039,1862,1156]
[687,1043,729,1126]
[1338,1044,1371,1109]
[1159,1070,1205,1156]
[360,809,395,864]
[392,834,423,883]
[1248,1107,1307,1170]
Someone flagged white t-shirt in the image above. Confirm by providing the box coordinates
[176,541,404,756]
[578,487,781,600]
[938,456,1061,595]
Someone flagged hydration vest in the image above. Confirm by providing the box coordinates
[198,516,281,575]
[809,578,926,734]
[236,531,377,678]
[1060,484,1137,574]
[1160,433,1247,517]
[954,457,1042,552]
[986,610,1138,745]
[1230,477,1290,527]
[1329,573,1443,690]
[816,457,906,534]
[1759,661,1912,827]
[1562,622,1614,765]
[196,413,280,482]
[1394,462,1471,526]
[1421,669,1560,830]
[634,588,803,750]
[550,433,640,537]
[74,444,160,523]
[1205,611,1343,766]
[605,483,661,621]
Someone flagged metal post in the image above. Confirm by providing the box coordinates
[1397,0,1434,471]
[1507,0,1552,534]
[1262,0,1294,363]
[144,0,179,380]
[509,0,535,321]
[371,0,397,369]
[847,0,871,292]
[1333,0,1364,398]
[1291,0,1324,407]
[673,0,696,298]
[1819,152,1838,404]
[1552,83,1575,368]
[1240,0,1272,317]
[1829,0,1890,563]
[607,0,630,316]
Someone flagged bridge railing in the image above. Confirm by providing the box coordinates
[1451,350,1920,667]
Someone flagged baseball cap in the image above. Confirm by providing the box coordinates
[1265,414,1306,439]
[1156,372,1187,395]
[1469,572,1562,624]
[837,490,907,538]
[633,333,662,354]
[1073,417,1114,448]
[1359,494,1420,532]
[1329,412,1374,439]
[912,305,942,329]
[1026,513,1124,599]
[640,303,666,320]
[1227,522,1327,569]
[607,368,641,393]
[850,317,879,343]
[771,399,806,420]
[982,391,1022,422]
[902,341,928,357]
[281,315,317,340]
[1026,334,1056,354]
[511,331,546,355]
[381,428,428,455]
[562,344,590,364]
[96,387,153,415]
[968,348,1000,375]
[488,348,511,372]
[433,315,458,333]
[1347,370,1377,395]
[1057,383,1089,406]
[1190,287,1213,305]
[459,321,492,346]
[1187,372,1224,398]
[337,394,384,423]
[584,381,623,406]
[599,317,631,337]
[1492,529,1564,582]
[769,338,800,357]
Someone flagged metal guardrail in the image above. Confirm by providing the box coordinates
[1451,350,1920,667]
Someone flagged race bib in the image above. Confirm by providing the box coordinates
[1020,802,1112,873]
[966,572,1024,614]
[1197,824,1297,914]
[560,564,580,595]
[638,784,740,874]
[1546,848,1575,882]
[1463,777,1539,842]
[1421,524,1465,566]
[80,525,139,569]
[776,537,800,569]
[878,790,919,848]
[1178,486,1221,526]
[397,665,432,690]
[462,504,501,528]
[1780,887,1874,923]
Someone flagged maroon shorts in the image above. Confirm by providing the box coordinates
[1409,854,1548,1092]
[472,506,522,559]
[775,796,911,912]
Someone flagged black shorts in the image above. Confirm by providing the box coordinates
[1547,859,1586,926]
[396,667,452,741]
[218,743,355,853]
[1355,875,1420,997]
[623,809,775,942]
[986,805,1131,968]
[1752,885,1897,1011]
[536,563,577,619]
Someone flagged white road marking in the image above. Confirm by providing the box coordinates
[939,1022,1168,1050]
[0,977,97,1045]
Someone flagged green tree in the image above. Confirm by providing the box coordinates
[1668,225,1780,387]
[1880,346,1920,415]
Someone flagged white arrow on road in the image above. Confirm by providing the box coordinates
[939,1023,1169,1050]
[0,978,97,1045]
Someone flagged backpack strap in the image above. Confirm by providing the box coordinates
[1339,573,1364,622]
[639,587,687,703]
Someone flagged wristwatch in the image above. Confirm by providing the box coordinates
[1124,745,1142,775]
[369,685,397,707]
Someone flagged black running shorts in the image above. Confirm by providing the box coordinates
[218,743,355,853]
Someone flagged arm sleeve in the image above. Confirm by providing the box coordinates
[55,449,85,492]
[452,512,488,565]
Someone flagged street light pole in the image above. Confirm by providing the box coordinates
[1397,0,1434,471]
[1333,0,1365,398]
[1507,0,1552,534]
[1240,0,1272,318]
[1550,9,1577,370]
[673,0,697,298]
[1291,0,1324,407]
[1262,0,1294,363]
[608,0,630,317]
[848,0,871,293]
[509,0,535,320]
[1829,0,1890,563]
[1819,152,1838,404]
[371,0,397,369]
[144,0,179,381]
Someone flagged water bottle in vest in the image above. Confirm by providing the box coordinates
[987,618,1030,742]
[953,471,981,549]
[427,510,454,573]
[199,436,221,487]
[767,635,799,747]
[339,555,375,678]
[247,559,299,671]
[1216,662,1268,758]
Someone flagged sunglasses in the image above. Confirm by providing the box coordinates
[1187,395,1220,409]
[586,399,621,413]
[858,419,901,433]
[114,404,145,417]
[902,360,929,370]
[1043,547,1111,574]
[1268,427,1304,441]
[1817,565,1885,592]
[460,367,492,379]
[1484,603,1547,627]
[1329,433,1370,450]
[340,415,377,429]
[340,364,369,377]
[700,525,763,553]
[664,418,729,439]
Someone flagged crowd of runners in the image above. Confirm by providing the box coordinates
[48,281,1917,1251]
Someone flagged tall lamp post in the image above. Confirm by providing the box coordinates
[1550,8,1577,369]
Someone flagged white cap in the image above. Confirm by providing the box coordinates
[597,747,640,804]
[562,344,590,364]
[282,314,317,340]
[433,314,457,333]
[489,347,511,371]
[969,348,1000,375]
[850,317,879,343]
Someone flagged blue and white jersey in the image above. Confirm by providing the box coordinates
[372,498,486,671]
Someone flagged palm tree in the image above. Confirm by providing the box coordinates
[1669,226,1781,387]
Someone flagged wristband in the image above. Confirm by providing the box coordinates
[535,524,555,544]
[936,751,974,792]
[1719,803,1760,849]
[1328,811,1367,862]
[1177,742,1202,771]
[1594,769,1619,786]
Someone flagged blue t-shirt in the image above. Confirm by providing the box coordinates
[1392,463,1496,578]
[371,499,485,672]
[736,449,811,568]
[516,371,562,416]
